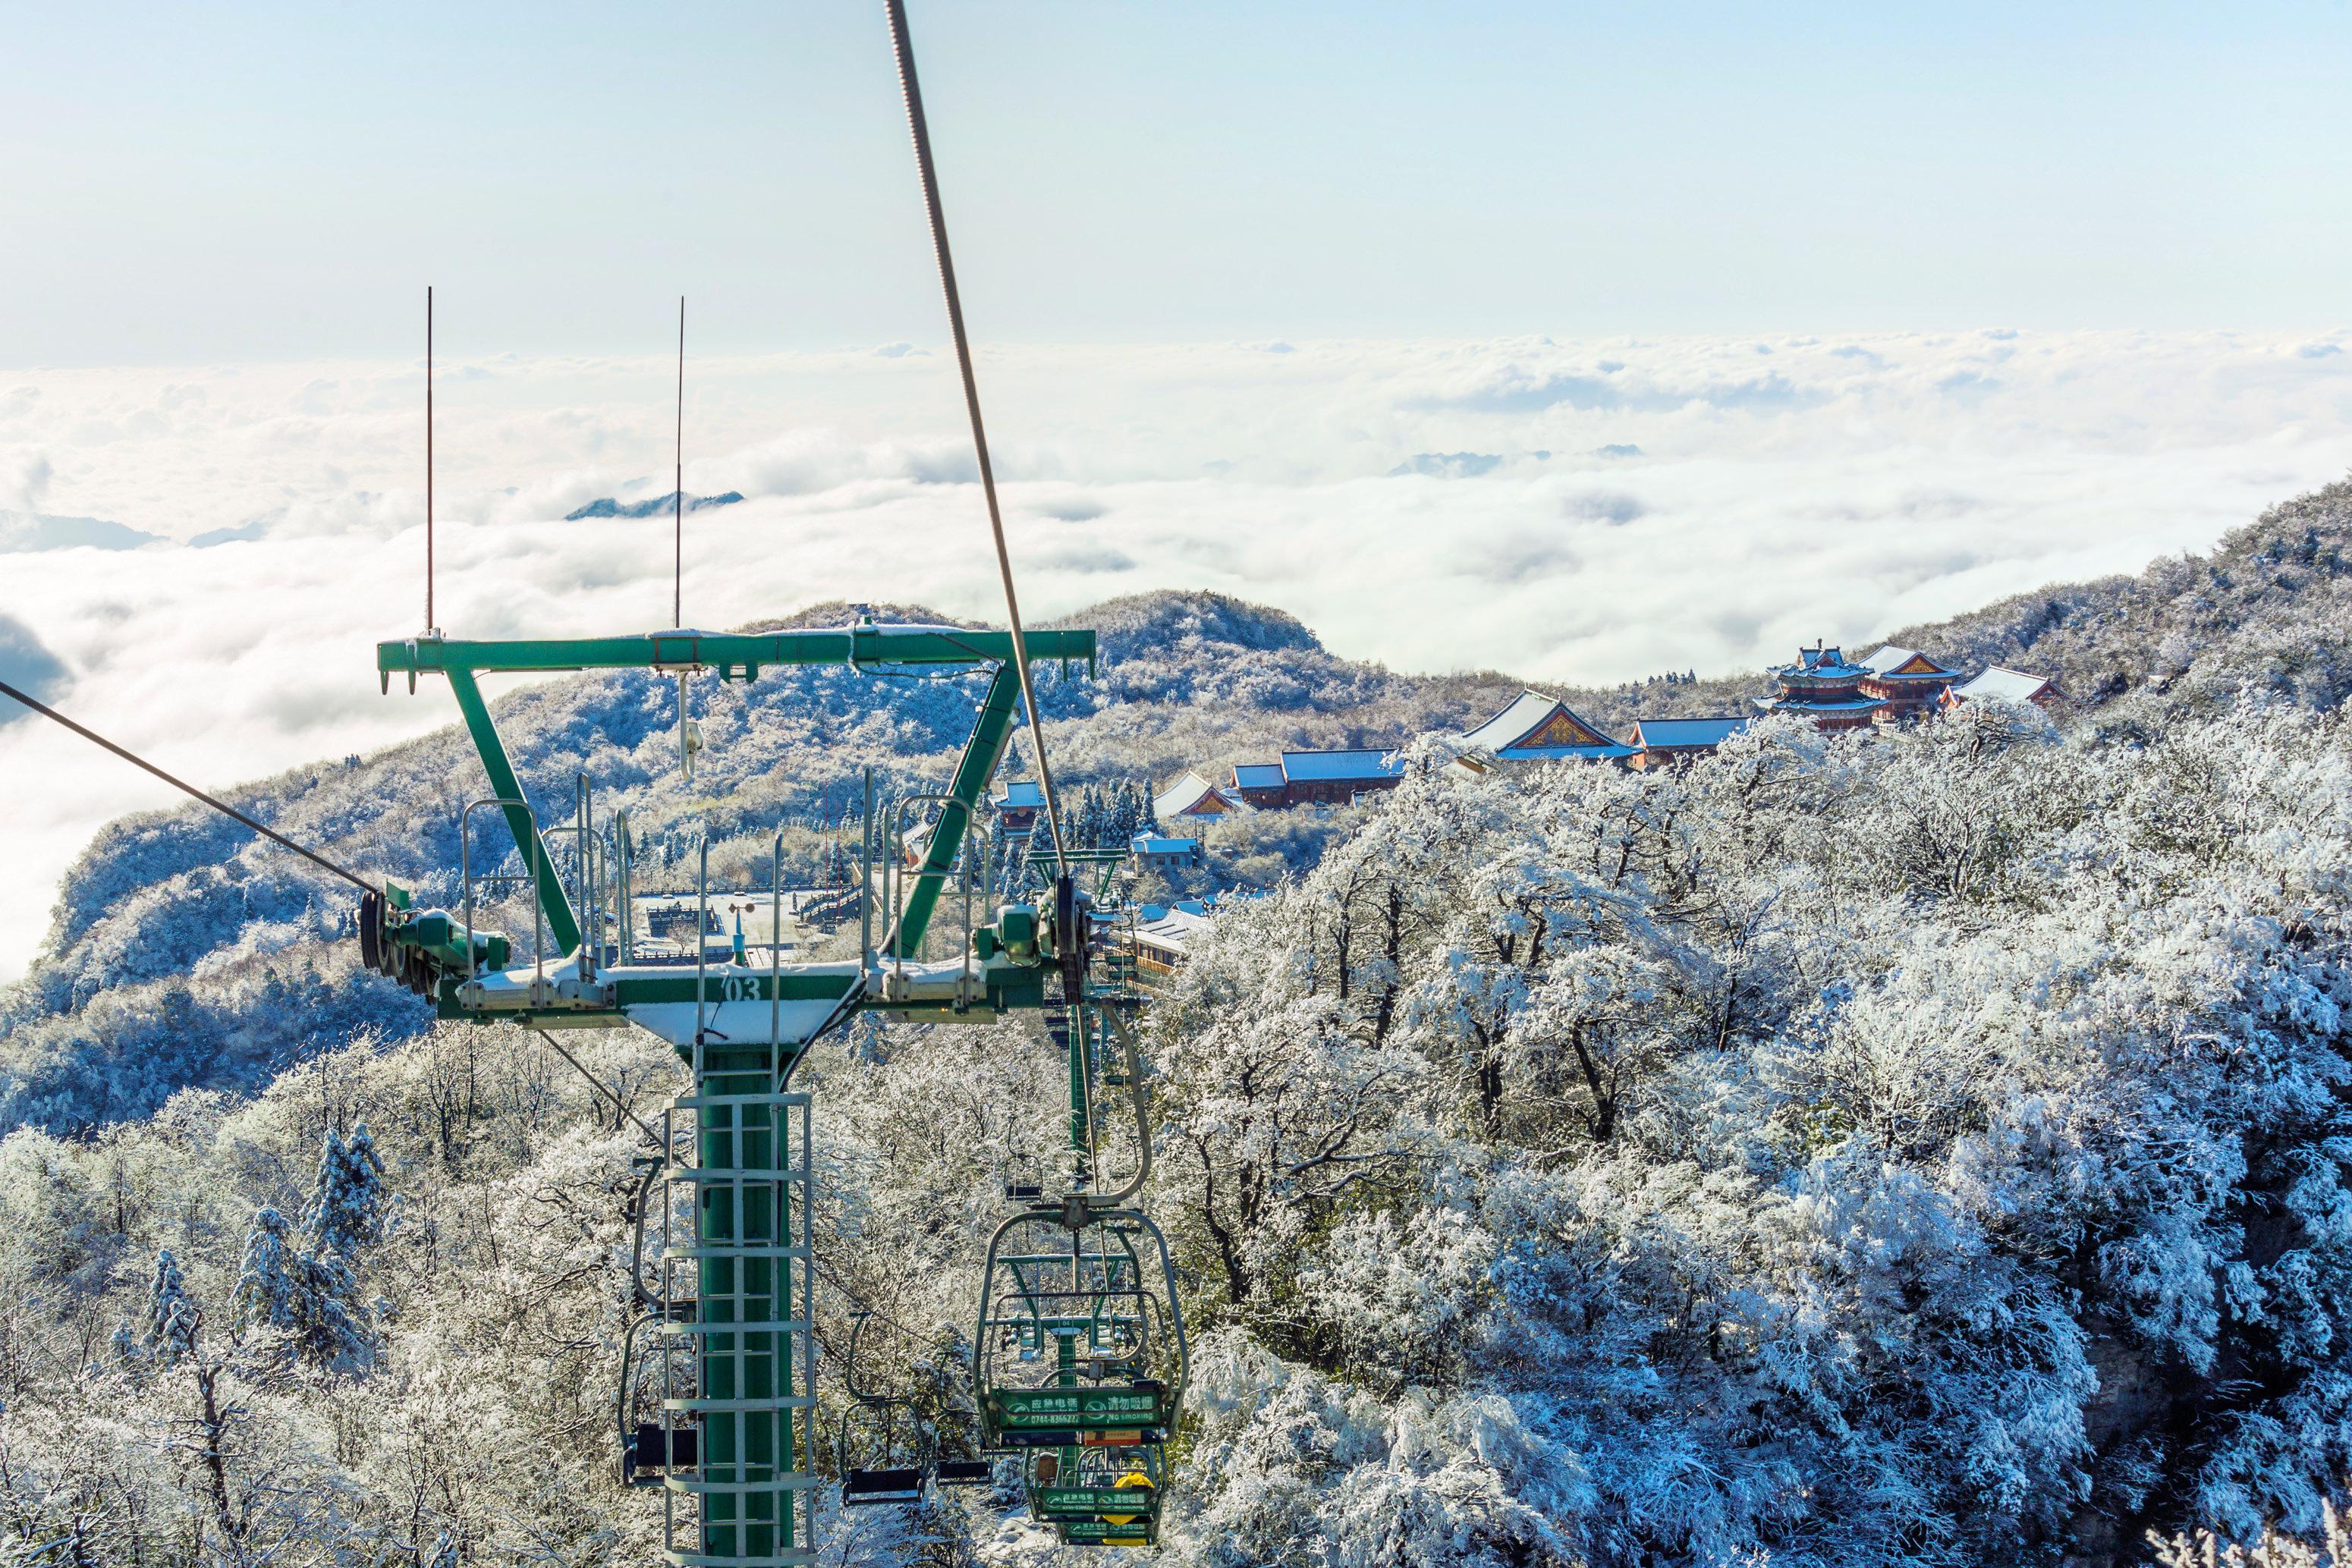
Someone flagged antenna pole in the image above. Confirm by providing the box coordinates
[674,296,684,629]
[426,285,435,635]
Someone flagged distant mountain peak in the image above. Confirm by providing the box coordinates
[1066,589,1325,658]
[564,491,744,522]
[0,512,162,553]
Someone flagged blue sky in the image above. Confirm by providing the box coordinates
[5,5,2352,976]
[5,2,2350,366]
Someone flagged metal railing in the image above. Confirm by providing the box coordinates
[459,796,546,1004]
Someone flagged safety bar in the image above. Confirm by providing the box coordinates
[881,792,983,1004]
[540,774,598,979]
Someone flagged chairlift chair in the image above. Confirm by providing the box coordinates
[1032,1443,1163,1547]
[973,1208,1187,1453]
[836,1312,935,1507]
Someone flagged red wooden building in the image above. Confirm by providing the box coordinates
[1858,646,1961,723]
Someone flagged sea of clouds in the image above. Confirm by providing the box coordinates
[2,328,2348,977]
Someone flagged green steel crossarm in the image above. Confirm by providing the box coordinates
[445,668,583,956]
[891,662,1019,957]
[383,626,1096,968]
[378,627,1096,679]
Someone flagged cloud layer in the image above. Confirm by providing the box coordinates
[1,328,2347,975]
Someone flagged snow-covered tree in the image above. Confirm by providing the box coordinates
[231,1205,376,1372]
[143,1246,199,1368]
[303,1123,386,1258]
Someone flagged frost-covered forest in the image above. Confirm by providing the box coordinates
[3,480,2352,1566]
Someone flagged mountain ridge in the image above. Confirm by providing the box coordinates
[7,477,2350,1133]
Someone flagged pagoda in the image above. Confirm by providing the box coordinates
[1756,644,1886,731]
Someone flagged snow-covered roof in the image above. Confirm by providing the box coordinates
[1153,770,1235,819]
[1130,834,1200,856]
[993,780,1046,810]
[1231,762,1287,791]
[1279,749,1404,783]
[1461,690,1634,759]
[1952,666,2058,703]
[1463,691,1562,751]
[1774,646,1872,680]
[1860,646,1956,679]
[1134,906,1214,950]
[1633,716,1749,749]
[1756,695,1885,713]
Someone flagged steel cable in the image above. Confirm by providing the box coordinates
[0,677,374,892]
[882,0,1069,878]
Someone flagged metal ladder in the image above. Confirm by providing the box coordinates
[656,1052,819,1566]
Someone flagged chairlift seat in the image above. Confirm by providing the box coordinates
[630,1422,699,1475]
[842,1466,926,1506]
[933,1459,994,1487]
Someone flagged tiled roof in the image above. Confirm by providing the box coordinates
[1278,749,1405,783]
[1231,762,1287,790]
[1152,771,1231,819]
[1130,835,1200,855]
[1953,666,2057,703]
[1634,716,1749,749]
[1462,690,1630,757]
[1775,646,1872,680]
[1462,691,1562,752]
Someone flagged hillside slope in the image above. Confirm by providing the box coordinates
[1885,475,2352,716]
[2,482,2352,1566]
[0,591,1521,1131]
[10,473,2352,1134]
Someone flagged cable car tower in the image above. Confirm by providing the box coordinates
[352,6,1187,1562]
[0,5,1192,1560]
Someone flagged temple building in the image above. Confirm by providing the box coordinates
[1152,770,1244,822]
[1129,833,1204,870]
[1943,666,2064,711]
[990,779,1046,836]
[1276,749,1407,806]
[1215,749,1408,809]
[1126,902,1213,985]
[1230,762,1288,809]
[1459,691,1637,764]
[1628,715,1750,770]
[1756,645,1886,731]
[1859,646,1961,722]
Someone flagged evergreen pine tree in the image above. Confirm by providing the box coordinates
[145,1246,200,1368]
[233,1205,377,1372]
[305,1125,387,1258]
[231,1207,307,1342]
